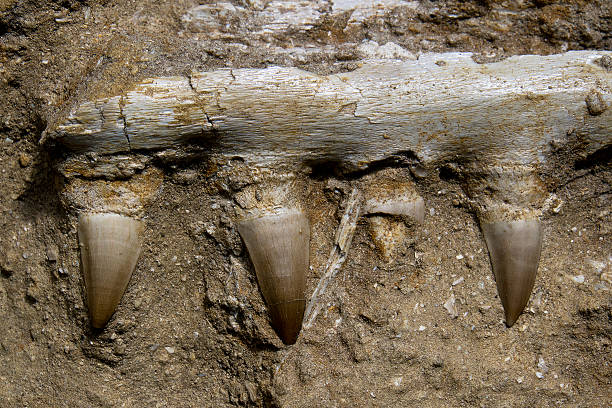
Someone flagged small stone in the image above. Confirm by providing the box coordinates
[391,376,403,387]
[530,291,543,309]
[171,169,199,184]
[114,343,127,355]
[585,90,607,116]
[455,254,464,260]
[478,305,491,313]
[22,252,29,259]
[535,371,543,379]
[443,294,458,318]
[26,284,40,303]
[409,164,427,179]
[149,344,159,352]
[46,246,58,262]
[452,277,464,286]
[164,346,175,354]
[594,283,608,291]
[517,376,524,384]
[596,55,612,71]
[418,325,426,331]
[572,275,585,284]
[537,356,548,373]
[357,40,416,61]
[588,259,606,273]
[155,348,170,363]
[18,153,32,167]
[244,381,258,403]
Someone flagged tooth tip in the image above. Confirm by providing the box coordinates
[482,220,542,328]
[504,311,520,328]
[91,319,107,329]
[78,213,143,328]
[269,300,305,345]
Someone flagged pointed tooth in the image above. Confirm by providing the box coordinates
[481,220,542,327]
[238,209,309,345]
[78,213,144,328]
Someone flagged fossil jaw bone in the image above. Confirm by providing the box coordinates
[78,213,144,328]
[237,208,309,345]
[482,220,542,327]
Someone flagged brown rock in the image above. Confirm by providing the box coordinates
[18,153,32,167]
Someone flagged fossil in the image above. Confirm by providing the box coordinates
[238,209,309,345]
[78,213,144,328]
[360,168,424,262]
[45,51,610,167]
[47,51,610,329]
[482,220,543,327]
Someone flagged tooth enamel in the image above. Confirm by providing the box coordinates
[481,220,543,327]
[78,213,144,328]
[237,208,309,345]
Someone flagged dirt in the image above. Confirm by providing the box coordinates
[0,1,610,407]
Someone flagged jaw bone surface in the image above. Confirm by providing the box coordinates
[237,209,309,345]
[481,220,542,327]
[78,213,144,328]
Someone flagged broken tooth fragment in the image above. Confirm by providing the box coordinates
[78,213,144,328]
[360,168,424,262]
[481,220,542,327]
[237,208,309,345]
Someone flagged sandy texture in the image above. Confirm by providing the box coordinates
[0,1,610,407]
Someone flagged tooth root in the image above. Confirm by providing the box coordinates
[238,209,309,345]
[78,213,144,328]
[481,220,542,327]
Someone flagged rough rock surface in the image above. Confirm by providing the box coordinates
[0,1,610,407]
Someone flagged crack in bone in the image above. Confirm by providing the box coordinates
[118,95,132,151]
